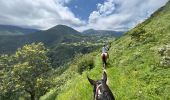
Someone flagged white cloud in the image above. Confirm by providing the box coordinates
[0,0,85,30]
[86,0,168,31]
[89,0,115,23]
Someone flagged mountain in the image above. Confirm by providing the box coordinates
[0,25,111,67]
[41,1,170,100]
[0,25,38,35]
[82,29,125,37]
[26,25,82,44]
[0,25,83,53]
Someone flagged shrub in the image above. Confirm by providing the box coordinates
[158,45,170,68]
[130,27,146,40]
[77,55,94,74]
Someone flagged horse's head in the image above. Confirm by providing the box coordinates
[87,71,115,100]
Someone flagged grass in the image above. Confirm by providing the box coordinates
[49,40,170,100]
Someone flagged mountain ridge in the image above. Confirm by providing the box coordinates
[82,29,125,37]
[0,24,114,67]
[0,24,38,35]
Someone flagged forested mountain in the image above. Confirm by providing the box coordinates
[40,1,170,100]
[0,25,114,67]
[0,25,38,35]
[82,29,125,37]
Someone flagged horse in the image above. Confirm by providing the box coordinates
[101,53,108,69]
[87,71,115,100]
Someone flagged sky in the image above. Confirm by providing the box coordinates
[0,0,168,31]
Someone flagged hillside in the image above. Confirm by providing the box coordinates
[0,25,38,35]
[41,1,170,100]
[0,25,114,67]
[82,29,125,38]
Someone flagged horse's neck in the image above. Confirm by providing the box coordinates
[103,85,115,100]
[95,85,113,100]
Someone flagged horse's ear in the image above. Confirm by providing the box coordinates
[87,76,96,85]
[102,71,107,83]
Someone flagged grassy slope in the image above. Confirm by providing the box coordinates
[41,2,170,100]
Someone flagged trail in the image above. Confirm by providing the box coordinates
[94,52,110,85]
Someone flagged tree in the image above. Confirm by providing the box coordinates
[1,43,52,100]
[0,54,18,99]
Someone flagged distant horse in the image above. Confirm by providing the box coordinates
[87,71,115,100]
[101,53,108,69]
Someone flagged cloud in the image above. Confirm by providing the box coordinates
[0,0,85,29]
[0,0,168,31]
[86,0,168,31]
[89,0,116,23]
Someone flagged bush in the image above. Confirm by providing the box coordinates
[130,27,146,40]
[159,45,170,68]
[77,54,94,74]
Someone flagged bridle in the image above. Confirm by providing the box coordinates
[95,84,102,99]
[95,83,111,100]
[88,71,115,100]
[95,82,109,100]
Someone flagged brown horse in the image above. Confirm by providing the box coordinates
[87,71,115,100]
[101,53,108,69]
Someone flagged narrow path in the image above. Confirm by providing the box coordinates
[94,53,110,84]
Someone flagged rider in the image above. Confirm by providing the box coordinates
[101,44,108,69]
[101,44,109,59]
[102,44,107,54]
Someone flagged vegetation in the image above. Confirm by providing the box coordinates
[0,43,53,100]
[0,25,115,68]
